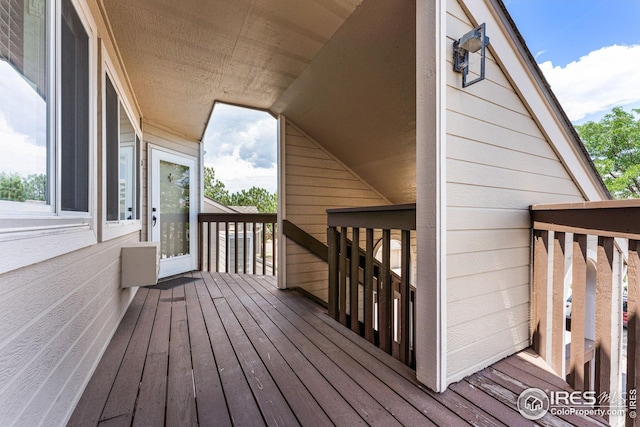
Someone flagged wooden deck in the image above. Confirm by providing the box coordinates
[67,272,608,427]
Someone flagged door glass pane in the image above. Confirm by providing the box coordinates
[0,0,49,206]
[160,160,190,259]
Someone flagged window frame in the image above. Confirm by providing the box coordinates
[0,0,98,274]
[100,48,142,242]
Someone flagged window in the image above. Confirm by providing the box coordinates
[0,0,91,216]
[105,73,139,222]
[61,0,89,212]
[0,0,49,209]
[0,0,95,273]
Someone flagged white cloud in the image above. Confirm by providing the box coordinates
[0,115,47,177]
[539,44,640,122]
[203,104,277,193]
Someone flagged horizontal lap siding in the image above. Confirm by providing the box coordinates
[445,0,585,383]
[0,232,139,426]
[284,121,389,301]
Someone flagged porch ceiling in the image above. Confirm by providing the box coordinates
[100,0,416,203]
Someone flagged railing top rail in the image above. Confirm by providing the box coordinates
[327,203,416,230]
[198,212,277,223]
[530,200,640,240]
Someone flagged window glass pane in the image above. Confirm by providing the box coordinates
[0,0,49,205]
[119,103,135,220]
[61,0,89,212]
[105,75,118,221]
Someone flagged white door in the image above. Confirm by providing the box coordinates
[150,148,197,278]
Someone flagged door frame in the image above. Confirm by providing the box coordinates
[148,145,198,278]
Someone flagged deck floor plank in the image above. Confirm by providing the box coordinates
[221,273,368,426]
[238,275,412,426]
[100,290,159,423]
[194,278,265,427]
[215,274,336,427]
[184,278,231,427]
[68,272,602,427]
[166,286,198,427]
[242,275,467,427]
[132,289,172,427]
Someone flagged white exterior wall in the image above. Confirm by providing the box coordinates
[444,0,586,383]
[283,120,389,301]
[0,232,139,426]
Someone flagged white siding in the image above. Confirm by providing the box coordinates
[284,121,389,301]
[444,0,586,383]
[0,232,139,427]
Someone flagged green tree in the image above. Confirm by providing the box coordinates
[23,174,46,201]
[576,107,640,198]
[228,186,277,213]
[0,173,26,202]
[203,166,229,204]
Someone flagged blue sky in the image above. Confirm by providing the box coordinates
[504,0,640,123]
[203,1,640,192]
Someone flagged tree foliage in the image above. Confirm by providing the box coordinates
[203,166,229,202]
[203,166,276,213]
[228,186,277,213]
[576,107,640,198]
[0,173,46,202]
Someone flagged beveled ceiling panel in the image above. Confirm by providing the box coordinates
[100,0,362,139]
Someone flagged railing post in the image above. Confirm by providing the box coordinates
[364,229,375,343]
[569,233,587,391]
[628,240,640,427]
[350,228,360,333]
[399,229,411,365]
[551,231,566,375]
[328,226,339,320]
[379,229,392,353]
[532,230,549,360]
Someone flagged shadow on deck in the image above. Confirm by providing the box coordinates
[67,272,607,426]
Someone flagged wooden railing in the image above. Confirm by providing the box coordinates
[198,213,277,275]
[327,204,416,367]
[531,200,640,426]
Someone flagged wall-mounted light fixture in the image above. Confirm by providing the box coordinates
[453,23,490,87]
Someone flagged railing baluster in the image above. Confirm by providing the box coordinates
[399,229,411,365]
[252,222,257,274]
[339,228,348,327]
[569,233,587,390]
[234,221,239,273]
[242,222,247,274]
[272,222,277,276]
[199,220,204,271]
[379,229,392,353]
[552,231,566,375]
[328,226,339,321]
[364,229,374,343]
[225,222,230,273]
[595,236,614,419]
[261,224,266,275]
[628,240,640,427]
[350,228,360,333]
[532,230,549,360]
